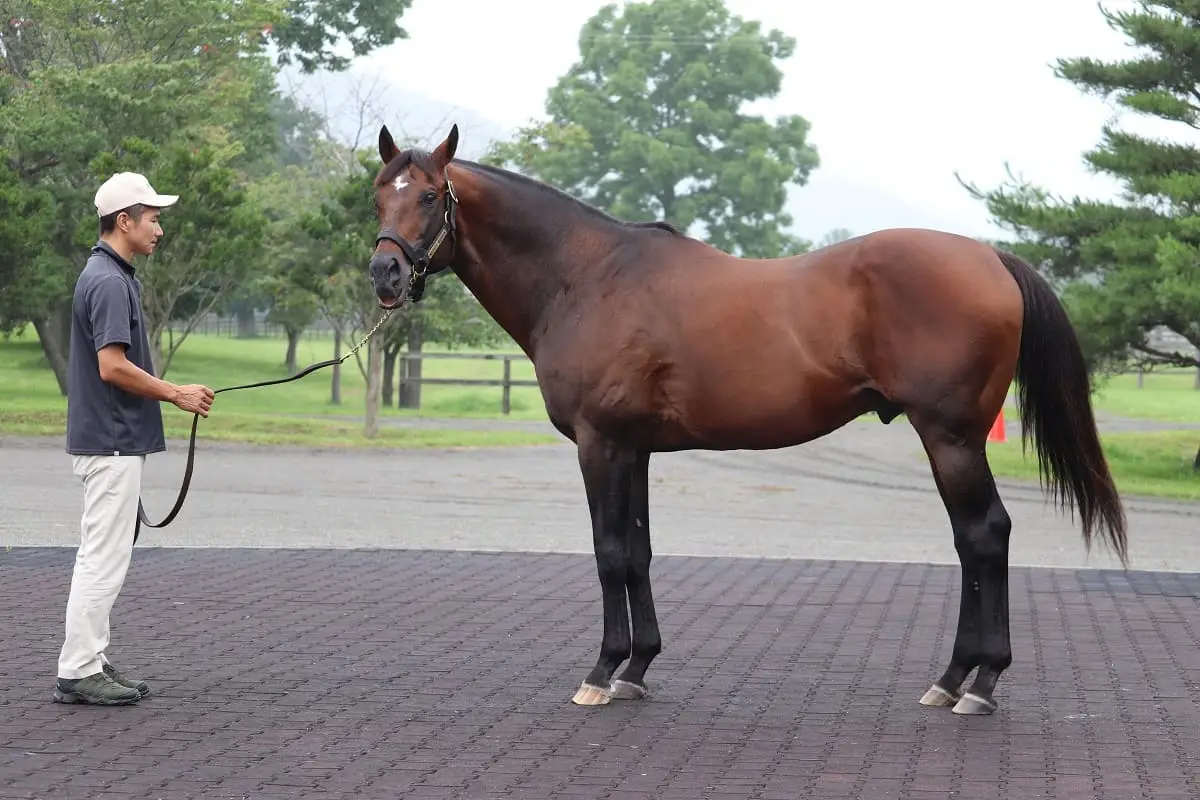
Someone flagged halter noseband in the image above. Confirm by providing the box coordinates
[375,176,459,303]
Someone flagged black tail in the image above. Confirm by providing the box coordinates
[994,248,1128,567]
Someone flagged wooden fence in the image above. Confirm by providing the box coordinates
[395,352,539,415]
[1128,367,1200,389]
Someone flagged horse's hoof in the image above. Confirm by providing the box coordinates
[571,682,612,706]
[918,683,960,707]
[609,679,646,700]
[951,692,998,715]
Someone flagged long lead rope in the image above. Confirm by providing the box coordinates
[133,309,393,542]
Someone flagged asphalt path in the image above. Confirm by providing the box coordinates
[4,411,1197,571]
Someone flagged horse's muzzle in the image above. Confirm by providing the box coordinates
[369,251,408,307]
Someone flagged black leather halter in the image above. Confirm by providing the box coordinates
[375,177,459,302]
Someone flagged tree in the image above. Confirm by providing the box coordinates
[248,92,348,372]
[962,1,1200,378]
[270,0,413,73]
[120,140,269,375]
[0,0,281,388]
[486,0,819,258]
[817,228,855,248]
[0,0,416,390]
[0,155,54,344]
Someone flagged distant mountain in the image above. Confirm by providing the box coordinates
[277,65,513,158]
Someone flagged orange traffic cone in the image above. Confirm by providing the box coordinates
[987,410,1007,444]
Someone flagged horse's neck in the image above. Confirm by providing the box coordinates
[449,168,602,357]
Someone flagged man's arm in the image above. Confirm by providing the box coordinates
[97,345,214,416]
[85,276,214,416]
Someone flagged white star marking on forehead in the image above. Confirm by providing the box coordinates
[393,176,409,191]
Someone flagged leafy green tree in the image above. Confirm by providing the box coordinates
[0,0,281,387]
[817,228,855,248]
[486,0,818,258]
[0,0,416,390]
[270,0,414,73]
[243,92,347,371]
[961,1,1200,378]
[0,156,54,343]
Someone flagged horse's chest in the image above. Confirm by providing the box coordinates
[536,348,672,434]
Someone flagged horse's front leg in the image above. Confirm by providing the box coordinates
[571,430,636,706]
[610,452,661,700]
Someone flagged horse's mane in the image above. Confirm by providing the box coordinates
[376,148,683,237]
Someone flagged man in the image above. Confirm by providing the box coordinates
[54,172,215,705]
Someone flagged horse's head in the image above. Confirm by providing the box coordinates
[369,123,460,309]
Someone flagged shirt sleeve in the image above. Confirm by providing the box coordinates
[87,276,134,352]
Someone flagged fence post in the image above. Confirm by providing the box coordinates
[1195,366,1200,390]
[502,357,512,415]
[1137,370,1144,389]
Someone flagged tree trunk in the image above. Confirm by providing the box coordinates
[235,305,256,338]
[32,306,70,396]
[399,326,424,409]
[330,328,342,405]
[284,326,302,375]
[382,342,401,406]
[148,328,165,377]
[364,332,383,439]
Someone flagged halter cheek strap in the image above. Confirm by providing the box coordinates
[375,177,459,302]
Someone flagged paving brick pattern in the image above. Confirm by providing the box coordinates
[3,548,1200,799]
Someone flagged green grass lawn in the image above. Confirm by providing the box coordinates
[987,429,1200,501]
[985,369,1199,502]
[0,329,557,449]
[1088,369,1200,424]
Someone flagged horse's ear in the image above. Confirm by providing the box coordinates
[378,125,399,163]
[432,124,459,169]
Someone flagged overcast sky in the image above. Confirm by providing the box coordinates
[331,0,1159,243]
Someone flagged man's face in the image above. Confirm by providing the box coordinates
[123,207,163,256]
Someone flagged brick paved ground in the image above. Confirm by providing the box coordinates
[3,548,1199,799]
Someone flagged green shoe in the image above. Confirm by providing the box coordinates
[53,671,140,705]
[103,663,150,698]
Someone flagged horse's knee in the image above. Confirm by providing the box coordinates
[595,540,628,585]
[955,502,1012,565]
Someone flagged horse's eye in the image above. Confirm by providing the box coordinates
[421,190,437,206]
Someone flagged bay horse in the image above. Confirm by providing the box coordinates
[367,123,1127,716]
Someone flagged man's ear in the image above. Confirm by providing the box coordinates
[379,125,400,163]
[432,124,459,170]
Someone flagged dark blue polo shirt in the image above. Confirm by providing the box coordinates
[65,241,166,456]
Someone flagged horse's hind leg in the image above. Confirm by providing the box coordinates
[913,415,1013,715]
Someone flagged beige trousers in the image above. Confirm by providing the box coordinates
[57,454,144,680]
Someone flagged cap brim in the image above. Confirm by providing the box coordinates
[145,193,179,208]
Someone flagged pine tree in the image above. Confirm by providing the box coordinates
[963,0,1200,377]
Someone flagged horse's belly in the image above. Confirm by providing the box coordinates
[666,364,862,451]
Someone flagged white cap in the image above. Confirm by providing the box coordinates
[94,172,179,217]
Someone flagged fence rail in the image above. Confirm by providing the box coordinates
[394,352,538,415]
[1126,367,1200,390]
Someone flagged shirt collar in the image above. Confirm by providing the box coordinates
[93,241,136,275]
